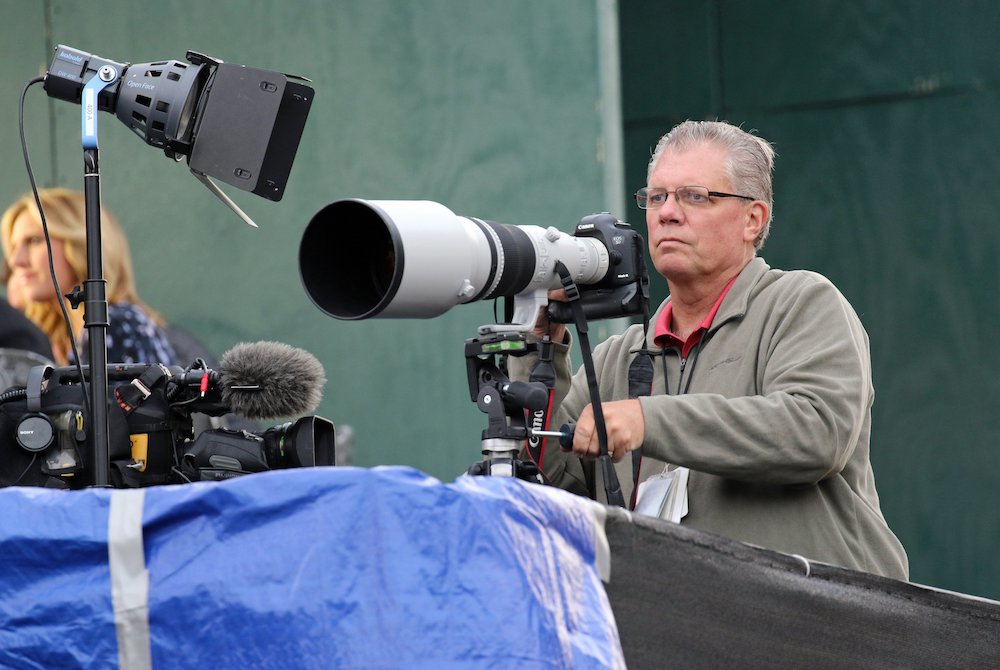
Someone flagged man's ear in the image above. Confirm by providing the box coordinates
[743,200,768,243]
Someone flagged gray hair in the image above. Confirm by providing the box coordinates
[647,120,776,248]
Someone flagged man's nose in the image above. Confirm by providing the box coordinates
[653,193,682,220]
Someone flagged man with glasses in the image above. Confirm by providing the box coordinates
[514,119,908,580]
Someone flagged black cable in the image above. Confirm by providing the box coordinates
[171,465,192,484]
[18,75,92,420]
[0,388,28,404]
[11,452,39,486]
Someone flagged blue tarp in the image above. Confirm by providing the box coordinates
[0,467,624,669]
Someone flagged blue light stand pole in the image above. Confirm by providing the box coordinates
[80,65,119,487]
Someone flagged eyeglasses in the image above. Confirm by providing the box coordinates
[634,186,756,210]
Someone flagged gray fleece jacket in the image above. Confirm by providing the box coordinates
[511,256,909,580]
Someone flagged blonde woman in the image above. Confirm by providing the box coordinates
[1,188,177,367]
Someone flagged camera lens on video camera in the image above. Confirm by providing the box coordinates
[261,416,336,469]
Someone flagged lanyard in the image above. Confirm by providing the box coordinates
[628,333,707,508]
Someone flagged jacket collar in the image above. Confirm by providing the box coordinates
[712,256,769,329]
[644,256,770,351]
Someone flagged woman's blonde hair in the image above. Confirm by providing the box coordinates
[1,188,162,362]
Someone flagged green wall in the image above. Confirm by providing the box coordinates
[620,0,1000,600]
[2,0,997,603]
[0,1,622,479]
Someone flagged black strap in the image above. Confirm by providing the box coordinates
[626,292,655,508]
[114,364,169,415]
[524,336,555,475]
[627,348,653,509]
[25,364,53,413]
[554,262,625,508]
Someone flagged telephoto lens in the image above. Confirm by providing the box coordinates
[299,199,610,320]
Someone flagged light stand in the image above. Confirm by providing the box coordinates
[78,65,120,486]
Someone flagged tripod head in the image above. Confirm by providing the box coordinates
[464,331,547,480]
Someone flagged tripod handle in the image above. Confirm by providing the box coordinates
[531,423,575,450]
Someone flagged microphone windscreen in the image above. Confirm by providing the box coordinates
[218,341,326,420]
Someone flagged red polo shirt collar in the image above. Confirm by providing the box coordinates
[654,276,737,357]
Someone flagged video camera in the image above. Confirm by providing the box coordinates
[0,347,334,489]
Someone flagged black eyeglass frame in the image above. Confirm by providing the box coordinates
[634,186,757,210]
